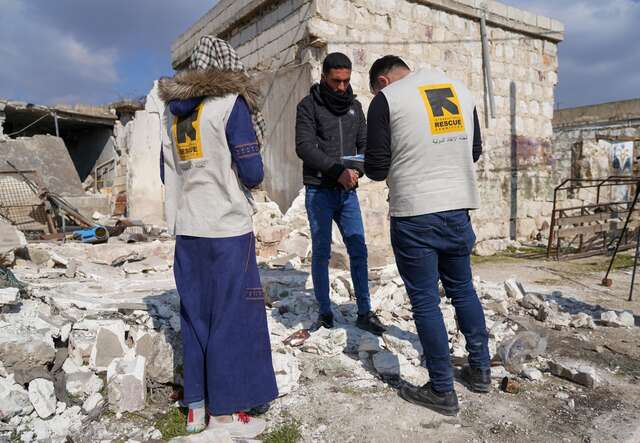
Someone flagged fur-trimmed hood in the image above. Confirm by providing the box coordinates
[158,69,261,111]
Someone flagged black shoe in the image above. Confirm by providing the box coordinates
[356,311,387,336]
[399,382,459,416]
[318,312,334,329]
[460,365,491,393]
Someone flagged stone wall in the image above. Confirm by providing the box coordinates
[552,99,640,205]
[171,0,565,248]
[311,0,563,244]
[123,83,165,226]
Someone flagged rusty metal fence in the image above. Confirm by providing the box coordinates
[547,176,640,260]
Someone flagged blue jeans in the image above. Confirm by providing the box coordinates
[305,185,371,316]
[390,210,490,393]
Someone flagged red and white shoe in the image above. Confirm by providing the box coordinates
[186,407,206,433]
[207,412,266,438]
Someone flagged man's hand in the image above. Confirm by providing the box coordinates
[338,169,359,189]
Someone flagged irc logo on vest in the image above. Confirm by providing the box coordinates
[172,103,204,161]
[418,84,466,135]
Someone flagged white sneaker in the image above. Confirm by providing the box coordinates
[207,412,266,438]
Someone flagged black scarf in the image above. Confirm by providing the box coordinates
[319,81,355,116]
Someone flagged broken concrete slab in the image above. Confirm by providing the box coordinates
[1,135,83,195]
[549,359,599,388]
[28,378,57,419]
[0,330,56,376]
[0,287,19,305]
[107,355,146,413]
[89,322,128,371]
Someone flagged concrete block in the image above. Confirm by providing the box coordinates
[107,356,146,413]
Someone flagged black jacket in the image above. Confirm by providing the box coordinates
[295,84,366,188]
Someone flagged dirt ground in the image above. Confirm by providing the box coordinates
[257,253,640,443]
[73,252,640,443]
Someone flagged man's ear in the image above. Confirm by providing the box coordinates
[321,73,326,82]
[378,75,390,89]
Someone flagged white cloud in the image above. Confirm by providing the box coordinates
[0,1,119,104]
[506,0,640,107]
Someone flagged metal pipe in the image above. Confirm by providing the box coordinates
[480,15,496,119]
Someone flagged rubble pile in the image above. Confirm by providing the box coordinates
[0,194,637,442]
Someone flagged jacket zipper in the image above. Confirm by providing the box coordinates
[338,116,344,163]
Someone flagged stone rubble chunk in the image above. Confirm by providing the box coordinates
[358,333,383,353]
[28,378,57,419]
[62,358,104,399]
[277,231,311,259]
[301,328,347,356]
[0,287,20,305]
[504,279,525,301]
[68,330,96,366]
[82,392,105,415]
[549,359,599,388]
[1,220,27,266]
[520,293,544,310]
[168,428,234,443]
[570,313,596,330]
[600,311,620,326]
[0,375,34,420]
[272,351,301,397]
[381,329,423,363]
[107,356,146,413]
[89,323,128,371]
[618,311,635,328]
[133,329,176,384]
[521,367,544,381]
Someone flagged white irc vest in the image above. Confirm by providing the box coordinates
[162,94,254,238]
[381,68,480,218]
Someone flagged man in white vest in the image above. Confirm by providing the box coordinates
[365,55,490,416]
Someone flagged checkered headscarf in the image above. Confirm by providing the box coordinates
[189,35,267,149]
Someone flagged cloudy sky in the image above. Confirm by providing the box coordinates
[0,0,638,109]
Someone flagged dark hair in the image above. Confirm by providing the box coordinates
[369,55,410,91]
[322,52,352,74]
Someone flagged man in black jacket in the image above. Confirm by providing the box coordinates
[295,52,385,335]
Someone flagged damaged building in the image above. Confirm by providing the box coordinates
[170,0,566,253]
[0,92,166,234]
